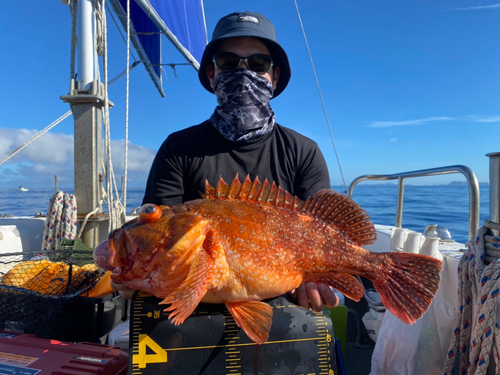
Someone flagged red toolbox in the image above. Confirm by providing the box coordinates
[0,331,128,375]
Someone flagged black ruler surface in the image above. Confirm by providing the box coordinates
[129,293,337,375]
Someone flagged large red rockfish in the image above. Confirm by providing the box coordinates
[94,175,442,344]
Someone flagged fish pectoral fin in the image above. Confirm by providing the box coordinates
[226,301,273,344]
[159,250,213,325]
[157,217,212,299]
[316,273,364,302]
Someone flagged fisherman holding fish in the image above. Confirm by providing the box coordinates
[97,10,442,346]
[111,11,340,312]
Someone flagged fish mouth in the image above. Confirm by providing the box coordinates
[93,239,115,271]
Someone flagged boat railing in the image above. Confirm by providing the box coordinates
[347,165,480,240]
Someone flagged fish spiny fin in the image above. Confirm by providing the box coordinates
[160,249,213,324]
[201,175,307,209]
[308,273,364,302]
[216,177,230,198]
[305,189,377,246]
[226,301,273,344]
[201,177,374,246]
[373,252,443,324]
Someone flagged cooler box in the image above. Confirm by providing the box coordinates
[0,330,128,375]
[129,293,341,375]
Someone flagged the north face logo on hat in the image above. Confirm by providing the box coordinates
[238,14,260,25]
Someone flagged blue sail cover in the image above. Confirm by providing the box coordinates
[149,0,207,64]
[113,0,207,97]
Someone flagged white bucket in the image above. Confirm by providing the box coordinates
[362,309,385,343]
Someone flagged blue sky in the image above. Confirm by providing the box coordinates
[0,1,498,190]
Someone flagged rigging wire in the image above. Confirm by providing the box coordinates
[0,62,140,168]
[0,112,72,167]
[293,0,348,194]
[106,2,138,62]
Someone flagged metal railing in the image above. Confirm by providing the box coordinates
[347,165,480,240]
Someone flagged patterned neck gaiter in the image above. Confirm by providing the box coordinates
[210,69,275,142]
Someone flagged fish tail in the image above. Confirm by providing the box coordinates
[374,252,442,324]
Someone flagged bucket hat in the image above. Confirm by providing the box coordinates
[198,11,291,98]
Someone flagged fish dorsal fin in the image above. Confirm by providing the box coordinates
[201,174,376,246]
[201,174,305,210]
[305,189,377,246]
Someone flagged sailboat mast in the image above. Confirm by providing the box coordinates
[61,0,106,249]
[77,0,96,89]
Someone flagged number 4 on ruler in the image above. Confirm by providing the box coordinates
[133,334,168,368]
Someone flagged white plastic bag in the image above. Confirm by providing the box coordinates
[370,255,457,375]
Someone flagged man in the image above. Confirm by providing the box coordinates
[113,11,339,312]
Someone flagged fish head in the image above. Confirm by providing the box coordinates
[93,203,172,277]
[93,203,211,283]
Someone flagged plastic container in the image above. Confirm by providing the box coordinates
[0,330,128,375]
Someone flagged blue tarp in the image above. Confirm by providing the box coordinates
[149,0,207,64]
[114,0,207,96]
[118,0,162,79]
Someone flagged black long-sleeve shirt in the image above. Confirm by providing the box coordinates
[142,121,330,207]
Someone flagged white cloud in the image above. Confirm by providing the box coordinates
[368,116,454,128]
[368,115,500,128]
[0,128,156,188]
[447,4,500,10]
[466,115,500,123]
[109,140,156,173]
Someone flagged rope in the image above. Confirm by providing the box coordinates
[123,0,130,216]
[443,226,500,375]
[42,192,78,250]
[96,0,126,232]
[293,0,348,194]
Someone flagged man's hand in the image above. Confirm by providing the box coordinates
[288,282,339,312]
[110,279,136,299]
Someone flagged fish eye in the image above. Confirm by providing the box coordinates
[138,204,162,223]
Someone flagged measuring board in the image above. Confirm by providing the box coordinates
[129,293,337,375]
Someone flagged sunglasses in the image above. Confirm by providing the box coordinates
[212,52,274,73]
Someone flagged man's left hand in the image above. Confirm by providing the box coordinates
[288,282,339,312]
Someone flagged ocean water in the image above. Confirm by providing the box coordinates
[0,184,490,245]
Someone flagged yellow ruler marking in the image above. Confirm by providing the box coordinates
[158,336,327,352]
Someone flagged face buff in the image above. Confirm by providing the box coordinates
[210,69,275,142]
